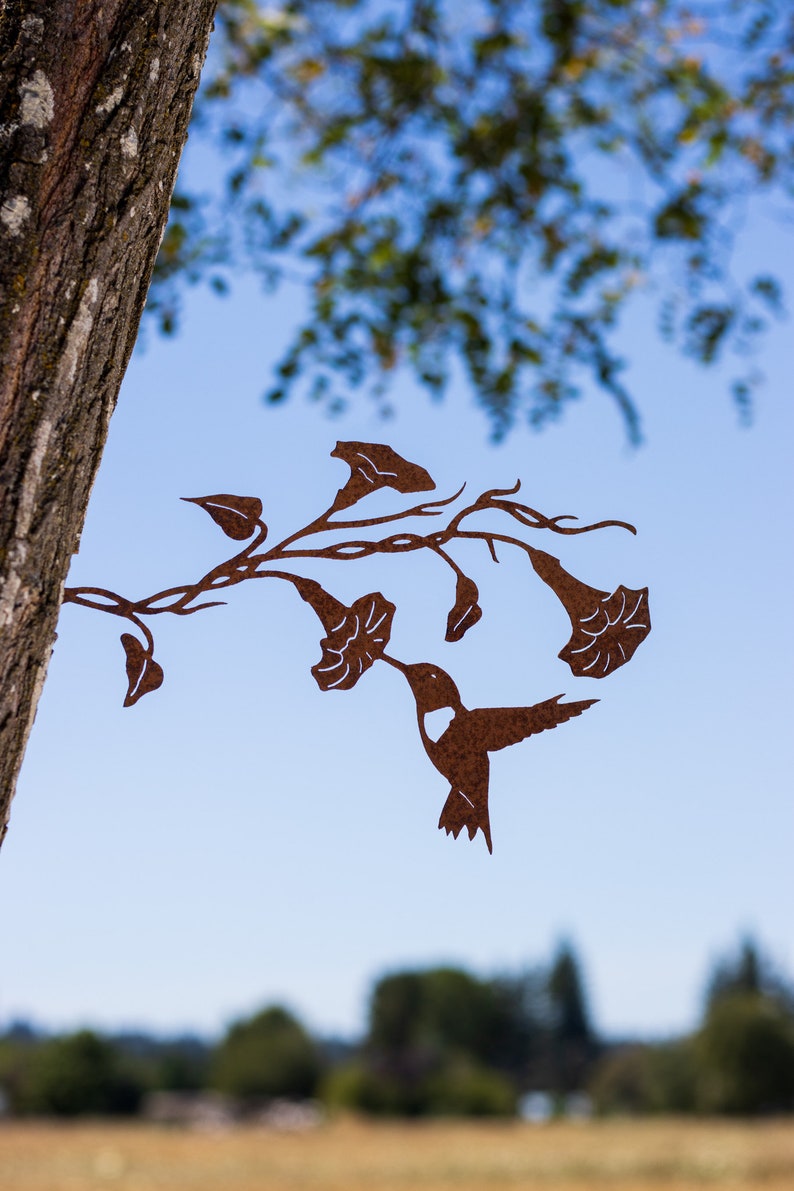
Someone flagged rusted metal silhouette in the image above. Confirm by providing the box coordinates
[528,548,650,679]
[385,657,597,852]
[64,442,651,850]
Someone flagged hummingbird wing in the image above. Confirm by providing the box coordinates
[466,695,598,753]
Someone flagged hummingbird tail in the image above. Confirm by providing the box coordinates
[438,789,493,854]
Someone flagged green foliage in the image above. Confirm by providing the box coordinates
[0,1026,42,1113]
[423,1061,516,1117]
[541,941,599,1092]
[696,994,794,1114]
[108,1032,212,1093]
[590,1041,698,1115]
[321,1061,390,1113]
[153,1040,212,1091]
[370,967,513,1067]
[15,1031,143,1117]
[147,0,794,439]
[211,1005,322,1101]
[4,938,794,1121]
[321,1055,515,1117]
[321,966,530,1116]
[367,966,537,1083]
[647,1039,700,1114]
[589,1045,651,1115]
[329,949,598,1117]
[704,937,794,1013]
[548,942,593,1044]
[0,1027,213,1116]
[592,937,794,1117]
[321,1060,430,1116]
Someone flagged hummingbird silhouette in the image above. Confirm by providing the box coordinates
[385,658,597,853]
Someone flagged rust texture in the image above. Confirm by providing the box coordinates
[64,442,652,852]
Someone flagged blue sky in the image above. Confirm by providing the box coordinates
[1,173,792,1042]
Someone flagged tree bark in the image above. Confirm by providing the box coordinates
[0,0,218,842]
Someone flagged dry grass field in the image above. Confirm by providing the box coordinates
[1,1117,793,1191]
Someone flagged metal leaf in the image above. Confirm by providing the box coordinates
[182,494,265,540]
[120,633,164,707]
[445,574,482,642]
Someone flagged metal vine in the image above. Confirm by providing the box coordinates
[64,441,651,851]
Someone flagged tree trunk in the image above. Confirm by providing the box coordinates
[0,0,218,842]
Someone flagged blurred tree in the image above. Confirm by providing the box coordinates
[154,1038,213,1091]
[321,1060,399,1114]
[321,1053,516,1116]
[16,1030,143,1116]
[548,942,593,1043]
[161,0,794,441]
[0,1023,44,1113]
[369,972,425,1059]
[645,1039,699,1114]
[107,1031,213,1092]
[211,1005,322,1100]
[482,973,542,1081]
[3,0,794,834]
[591,940,794,1117]
[696,993,794,1114]
[705,936,794,1012]
[422,1059,516,1116]
[328,966,532,1115]
[368,966,536,1077]
[589,1040,697,1115]
[371,968,500,1062]
[538,940,599,1092]
[340,951,607,1114]
[588,1044,651,1115]
[706,937,762,1004]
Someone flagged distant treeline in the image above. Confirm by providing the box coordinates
[2,937,794,1119]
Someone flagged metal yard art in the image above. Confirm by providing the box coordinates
[64,442,651,852]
